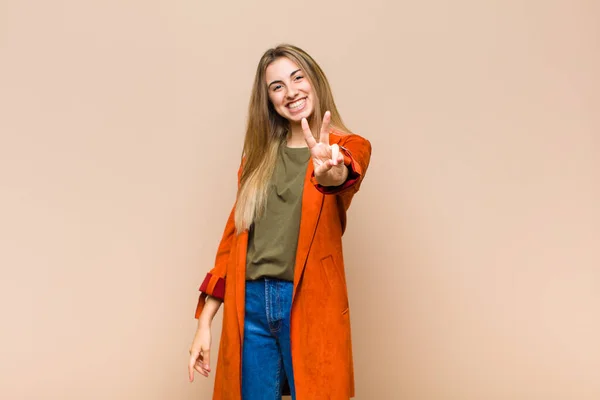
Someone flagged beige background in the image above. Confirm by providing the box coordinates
[1,0,599,399]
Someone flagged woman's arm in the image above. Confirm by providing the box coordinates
[188,296,223,382]
[197,295,222,328]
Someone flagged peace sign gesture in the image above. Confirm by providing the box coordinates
[301,111,348,187]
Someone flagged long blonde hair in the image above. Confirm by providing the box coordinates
[234,44,349,233]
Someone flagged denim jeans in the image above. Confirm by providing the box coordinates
[242,278,296,400]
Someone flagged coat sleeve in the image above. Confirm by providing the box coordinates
[310,133,372,211]
[194,162,243,319]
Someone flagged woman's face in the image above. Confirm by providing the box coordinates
[265,57,315,124]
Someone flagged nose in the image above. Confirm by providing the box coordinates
[286,86,299,100]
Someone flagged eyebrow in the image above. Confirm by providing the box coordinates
[268,69,302,88]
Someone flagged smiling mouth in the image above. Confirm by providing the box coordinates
[287,98,307,110]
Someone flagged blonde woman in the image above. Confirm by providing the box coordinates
[188,44,372,400]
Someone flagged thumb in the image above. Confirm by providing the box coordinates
[331,144,339,166]
[202,348,211,370]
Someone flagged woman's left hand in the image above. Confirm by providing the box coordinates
[301,111,348,187]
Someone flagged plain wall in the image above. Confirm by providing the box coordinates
[1,0,598,399]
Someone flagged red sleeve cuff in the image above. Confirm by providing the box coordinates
[195,273,226,319]
[199,272,226,300]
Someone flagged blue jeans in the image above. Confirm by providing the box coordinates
[242,279,296,400]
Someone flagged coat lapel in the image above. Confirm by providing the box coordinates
[292,160,324,302]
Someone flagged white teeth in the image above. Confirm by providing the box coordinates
[288,98,306,109]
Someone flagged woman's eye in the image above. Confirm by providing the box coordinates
[294,75,303,81]
[272,85,282,91]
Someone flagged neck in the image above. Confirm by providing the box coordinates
[286,122,308,148]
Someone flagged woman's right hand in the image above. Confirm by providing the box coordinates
[188,323,212,381]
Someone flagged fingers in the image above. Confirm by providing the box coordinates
[201,349,210,373]
[314,158,336,176]
[194,364,206,377]
[194,360,210,377]
[331,144,339,166]
[301,118,317,149]
[319,111,331,145]
[314,163,331,177]
[303,111,332,149]
[314,148,345,178]
[188,351,198,382]
[188,348,211,381]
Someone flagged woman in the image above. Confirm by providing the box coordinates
[188,44,372,400]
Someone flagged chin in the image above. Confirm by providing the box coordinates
[287,109,313,123]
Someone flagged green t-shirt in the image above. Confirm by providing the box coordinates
[245,145,310,281]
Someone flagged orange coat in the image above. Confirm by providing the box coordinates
[195,131,372,399]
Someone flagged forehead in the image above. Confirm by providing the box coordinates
[265,57,301,82]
